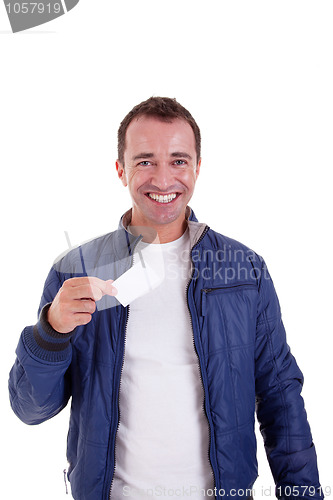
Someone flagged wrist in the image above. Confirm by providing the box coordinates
[40,303,75,338]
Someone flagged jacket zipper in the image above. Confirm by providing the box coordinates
[107,224,215,498]
[105,235,142,500]
[63,468,68,495]
[185,224,219,497]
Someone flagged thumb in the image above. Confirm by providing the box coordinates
[105,279,117,295]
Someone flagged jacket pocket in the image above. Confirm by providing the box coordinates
[200,282,258,354]
[201,282,257,317]
[200,283,258,431]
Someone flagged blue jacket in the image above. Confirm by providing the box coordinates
[9,207,322,500]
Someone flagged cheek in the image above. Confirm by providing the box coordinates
[180,171,197,189]
[127,169,149,188]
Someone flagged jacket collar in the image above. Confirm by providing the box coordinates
[117,206,208,254]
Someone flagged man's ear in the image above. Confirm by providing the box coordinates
[195,158,201,180]
[116,160,127,187]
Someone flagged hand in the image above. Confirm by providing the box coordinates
[47,277,117,334]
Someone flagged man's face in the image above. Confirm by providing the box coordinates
[116,115,201,229]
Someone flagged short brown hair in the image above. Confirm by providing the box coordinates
[117,96,201,165]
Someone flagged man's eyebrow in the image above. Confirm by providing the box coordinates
[171,152,193,160]
[132,153,154,161]
[131,152,193,161]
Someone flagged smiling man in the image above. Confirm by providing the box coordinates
[9,97,323,500]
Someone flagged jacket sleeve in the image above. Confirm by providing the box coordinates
[254,257,323,500]
[8,266,75,425]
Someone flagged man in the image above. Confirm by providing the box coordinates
[9,97,322,500]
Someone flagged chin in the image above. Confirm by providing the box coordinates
[150,210,185,226]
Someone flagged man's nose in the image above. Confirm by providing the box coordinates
[150,162,174,191]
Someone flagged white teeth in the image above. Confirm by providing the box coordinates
[148,193,177,203]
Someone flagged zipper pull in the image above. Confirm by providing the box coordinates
[63,469,68,495]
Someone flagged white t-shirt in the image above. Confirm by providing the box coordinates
[111,227,214,499]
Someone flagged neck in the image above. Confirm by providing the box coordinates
[128,213,188,244]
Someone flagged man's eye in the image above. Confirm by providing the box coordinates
[138,161,151,166]
[174,160,186,166]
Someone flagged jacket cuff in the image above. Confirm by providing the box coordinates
[22,303,76,362]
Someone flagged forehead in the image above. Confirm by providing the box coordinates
[124,115,196,155]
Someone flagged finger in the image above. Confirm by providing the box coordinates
[72,313,93,327]
[64,277,117,297]
[67,284,104,301]
[87,277,117,296]
[70,299,96,315]
[105,279,117,295]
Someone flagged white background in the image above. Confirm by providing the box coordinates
[0,1,332,498]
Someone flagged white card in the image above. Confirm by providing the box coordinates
[112,259,163,307]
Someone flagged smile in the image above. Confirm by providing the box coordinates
[146,192,180,204]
